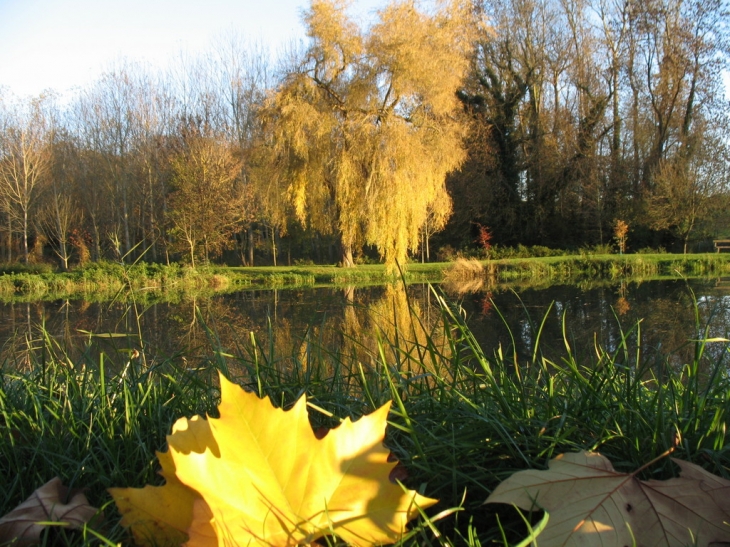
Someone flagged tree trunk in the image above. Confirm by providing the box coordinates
[343,285,355,304]
[149,166,158,262]
[122,183,132,258]
[271,227,277,267]
[54,202,69,271]
[248,228,254,266]
[91,221,101,261]
[7,215,12,262]
[421,230,425,263]
[22,209,29,265]
[340,240,354,268]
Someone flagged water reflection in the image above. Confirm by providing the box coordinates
[1,279,729,373]
[454,278,730,371]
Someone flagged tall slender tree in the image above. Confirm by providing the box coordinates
[39,133,83,270]
[0,94,54,264]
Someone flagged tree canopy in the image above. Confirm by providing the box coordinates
[0,0,728,269]
[265,0,477,268]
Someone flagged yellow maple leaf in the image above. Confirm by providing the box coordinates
[109,417,215,547]
[110,372,436,546]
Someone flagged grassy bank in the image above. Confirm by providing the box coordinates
[0,261,446,302]
[0,252,729,302]
[0,288,728,545]
[490,252,730,280]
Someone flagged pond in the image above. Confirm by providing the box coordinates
[2,277,729,373]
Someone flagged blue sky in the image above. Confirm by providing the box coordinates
[1,0,727,101]
[0,0,385,98]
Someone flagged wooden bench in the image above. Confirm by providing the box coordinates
[713,239,730,252]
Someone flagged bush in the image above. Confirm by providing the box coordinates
[579,244,614,256]
[636,246,667,254]
[442,258,485,294]
[488,245,568,259]
[76,260,126,279]
[0,262,53,275]
[436,245,459,262]
[528,245,560,257]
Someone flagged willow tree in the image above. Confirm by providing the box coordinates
[266,0,476,268]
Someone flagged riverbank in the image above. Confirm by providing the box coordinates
[0,288,727,545]
[0,252,729,301]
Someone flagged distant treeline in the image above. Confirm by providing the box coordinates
[0,0,728,270]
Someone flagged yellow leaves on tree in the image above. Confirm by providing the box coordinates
[484,450,730,547]
[109,373,436,547]
[265,0,479,269]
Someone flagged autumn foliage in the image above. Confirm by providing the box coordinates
[109,373,436,546]
[0,478,98,544]
[264,0,477,269]
[613,219,629,254]
[485,450,730,547]
[475,224,493,255]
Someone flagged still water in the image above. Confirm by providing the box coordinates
[2,278,729,371]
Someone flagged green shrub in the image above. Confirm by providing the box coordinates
[636,246,668,254]
[0,262,54,275]
[579,243,614,256]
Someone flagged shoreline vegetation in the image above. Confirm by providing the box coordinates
[0,252,729,302]
[1,281,728,545]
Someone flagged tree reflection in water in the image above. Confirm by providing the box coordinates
[450,278,730,376]
[0,279,728,380]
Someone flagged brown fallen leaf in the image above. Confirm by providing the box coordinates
[0,477,99,545]
[484,450,730,547]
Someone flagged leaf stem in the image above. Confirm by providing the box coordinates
[632,446,675,476]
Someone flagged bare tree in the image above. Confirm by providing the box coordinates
[210,34,273,266]
[79,64,144,258]
[37,134,84,270]
[0,94,54,264]
[166,120,245,266]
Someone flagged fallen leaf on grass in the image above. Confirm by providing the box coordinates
[484,450,730,547]
[0,477,99,545]
[109,419,217,547]
[110,372,436,546]
[108,448,202,547]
